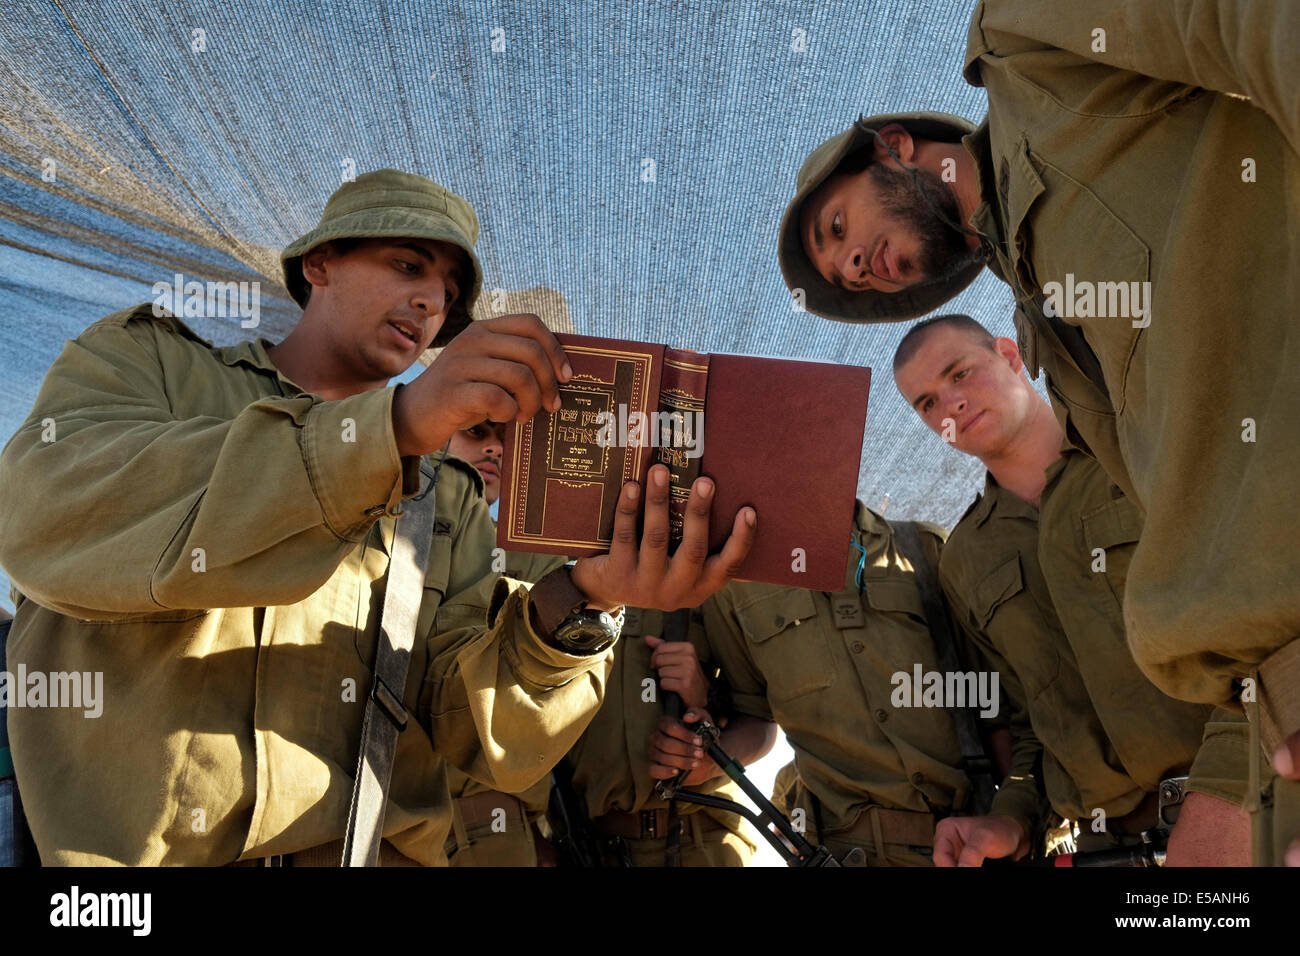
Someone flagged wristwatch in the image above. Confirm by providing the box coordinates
[553,604,625,655]
[529,567,624,655]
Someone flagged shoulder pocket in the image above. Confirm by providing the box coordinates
[734,588,829,702]
[862,578,925,621]
[735,588,819,643]
[1081,493,1143,553]
[972,554,1024,630]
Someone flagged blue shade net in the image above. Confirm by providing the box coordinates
[0,0,1026,611]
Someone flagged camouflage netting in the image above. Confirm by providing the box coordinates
[0,0,1028,610]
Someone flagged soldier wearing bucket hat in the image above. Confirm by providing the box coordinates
[279,168,483,349]
[0,168,756,865]
[778,2,1300,866]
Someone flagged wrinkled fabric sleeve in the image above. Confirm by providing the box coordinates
[420,482,612,794]
[0,314,414,618]
[971,0,1300,153]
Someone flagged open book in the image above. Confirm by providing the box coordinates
[496,333,870,591]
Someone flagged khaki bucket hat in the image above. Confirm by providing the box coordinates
[280,169,484,347]
[778,111,983,324]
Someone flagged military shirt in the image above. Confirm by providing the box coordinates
[962,0,1300,713]
[0,306,612,865]
[562,606,755,848]
[444,552,566,864]
[701,503,971,832]
[941,453,1243,830]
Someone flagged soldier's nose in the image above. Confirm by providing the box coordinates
[841,247,869,282]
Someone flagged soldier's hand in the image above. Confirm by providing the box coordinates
[569,465,756,612]
[1274,729,1300,867]
[648,709,717,787]
[932,814,1027,867]
[392,313,570,457]
[1274,729,1300,782]
[645,634,710,710]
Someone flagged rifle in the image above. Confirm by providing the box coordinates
[655,609,841,867]
[987,776,1187,868]
[547,757,615,867]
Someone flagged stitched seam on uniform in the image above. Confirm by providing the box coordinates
[148,488,206,610]
[301,402,351,544]
[1001,59,1198,120]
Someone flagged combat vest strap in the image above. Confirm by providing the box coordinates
[891,522,997,816]
[342,467,439,866]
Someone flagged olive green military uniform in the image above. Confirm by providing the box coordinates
[960,1,1300,862]
[0,307,613,866]
[701,504,973,866]
[941,452,1247,852]
[444,552,566,867]
[559,606,757,867]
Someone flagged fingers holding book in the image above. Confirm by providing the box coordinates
[392,313,572,457]
[569,464,757,613]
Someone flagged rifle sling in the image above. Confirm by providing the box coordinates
[341,472,438,866]
[890,521,997,816]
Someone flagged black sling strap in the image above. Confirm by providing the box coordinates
[891,522,996,816]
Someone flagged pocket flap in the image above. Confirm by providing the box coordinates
[973,554,1024,628]
[735,588,819,643]
[1081,495,1143,553]
[863,578,925,619]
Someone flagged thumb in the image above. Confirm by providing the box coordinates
[957,825,1000,867]
[643,635,663,648]
[1272,729,1300,780]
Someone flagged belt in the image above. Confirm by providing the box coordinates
[829,806,938,848]
[591,808,724,841]
[228,838,422,867]
[456,790,524,831]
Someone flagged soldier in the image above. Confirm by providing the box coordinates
[776,3,1300,864]
[892,314,1250,866]
[551,609,769,867]
[443,419,558,866]
[654,508,994,866]
[0,169,755,865]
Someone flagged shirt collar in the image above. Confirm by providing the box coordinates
[972,470,1038,528]
[217,337,306,394]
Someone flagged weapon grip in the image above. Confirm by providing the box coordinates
[660,608,690,720]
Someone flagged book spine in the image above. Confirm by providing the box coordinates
[656,349,709,549]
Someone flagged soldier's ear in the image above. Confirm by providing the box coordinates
[993,336,1022,373]
[871,123,915,166]
[301,245,332,291]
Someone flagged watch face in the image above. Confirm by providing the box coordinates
[555,608,619,654]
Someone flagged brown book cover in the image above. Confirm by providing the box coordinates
[497,333,871,592]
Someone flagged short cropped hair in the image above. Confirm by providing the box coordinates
[892,313,996,375]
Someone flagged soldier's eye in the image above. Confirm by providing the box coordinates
[831,213,843,238]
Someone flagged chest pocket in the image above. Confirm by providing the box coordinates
[735,588,832,703]
[1007,140,1151,415]
[1080,491,1143,610]
[972,554,1060,699]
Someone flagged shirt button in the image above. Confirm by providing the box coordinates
[910,772,924,786]
[851,641,864,653]
[874,709,888,723]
